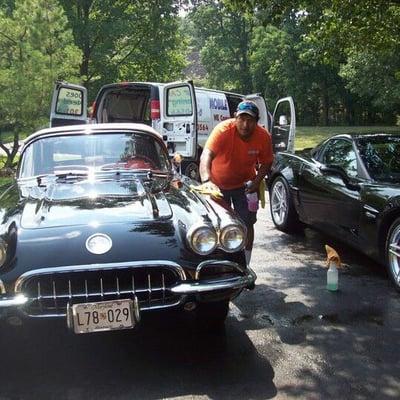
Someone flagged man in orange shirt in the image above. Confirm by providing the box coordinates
[199,100,273,265]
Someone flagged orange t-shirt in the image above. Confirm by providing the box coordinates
[205,118,273,190]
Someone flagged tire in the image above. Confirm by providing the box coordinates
[269,176,300,233]
[385,217,400,292]
[182,161,200,181]
[195,300,229,329]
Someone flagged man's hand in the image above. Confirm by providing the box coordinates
[245,180,259,194]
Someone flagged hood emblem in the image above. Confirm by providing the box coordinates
[86,233,112,255]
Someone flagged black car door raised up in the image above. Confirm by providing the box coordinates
[297,138,363,242]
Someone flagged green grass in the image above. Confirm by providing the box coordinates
[295,126,400,150]
[0,177,12,186]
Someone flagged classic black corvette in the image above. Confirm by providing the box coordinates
[0,123,256,333]
[268,132,400,291]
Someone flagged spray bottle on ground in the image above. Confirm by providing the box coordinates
[325,245,341,291]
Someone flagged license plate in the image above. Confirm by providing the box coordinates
[71,299,135,334]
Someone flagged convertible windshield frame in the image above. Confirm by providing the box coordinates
[18,130,171,179]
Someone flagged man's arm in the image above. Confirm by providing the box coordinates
[247,162,271,193]
[199,148,215,183]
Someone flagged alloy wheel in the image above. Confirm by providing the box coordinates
[271,180,288,226]
[388,224,400,287]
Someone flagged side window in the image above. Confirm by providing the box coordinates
[166,86,193,116]
[322,139,358,177]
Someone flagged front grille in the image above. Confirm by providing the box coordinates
[19,266,182,316]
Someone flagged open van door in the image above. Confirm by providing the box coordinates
[245,94,270,130]
[50,82,88,127]
[271,96,296,153]
[161,81,197,159]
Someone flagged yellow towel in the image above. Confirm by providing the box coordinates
[190,183,223,199]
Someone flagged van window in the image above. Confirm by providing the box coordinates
[56,87,84,116]
[167,86,193,116]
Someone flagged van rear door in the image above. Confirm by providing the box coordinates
[245,94,270,130]
[50,82,87,127]
[271,97,296,153]
[161,82,197,159]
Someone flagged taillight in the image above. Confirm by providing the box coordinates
[151,100,160,120]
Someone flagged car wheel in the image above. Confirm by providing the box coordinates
[385,217,400,291]
[269,176,300,233]
[195,300,229,329]
[182,161,200,181]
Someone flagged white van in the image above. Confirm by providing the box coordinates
[50,81,295,179]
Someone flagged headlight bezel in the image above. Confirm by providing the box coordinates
[187,223,218,256]
[219,223,247,253]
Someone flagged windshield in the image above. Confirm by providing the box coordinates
[19,133,170,178]
[19,131,171,178]
[357,135,400,182]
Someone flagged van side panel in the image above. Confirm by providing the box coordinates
[195,89,230,148]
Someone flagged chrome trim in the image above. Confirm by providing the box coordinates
[173,267,256,294]
[363,204,379,214]
[195,260,244,280]
[0,294,28,307]
[85,233,112,255]
[14,260,186,293]
[0,279,6,294]
[16,298,185,318]
[0,260,255,316]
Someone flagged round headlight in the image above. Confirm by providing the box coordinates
[188,225,217,255]
[220,224,246,252]
[0,239,7,267]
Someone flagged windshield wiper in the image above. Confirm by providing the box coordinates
[54,171,88,182]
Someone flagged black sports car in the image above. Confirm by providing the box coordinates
[0,123,256,333]
[268,133,400,291]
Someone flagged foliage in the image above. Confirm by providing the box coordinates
[295,125,400,150]
[225,0,400,123]
[0,0,81,167]
[187,1,254,93]
[59,0,188,98]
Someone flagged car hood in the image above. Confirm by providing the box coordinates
[1,177,210,229]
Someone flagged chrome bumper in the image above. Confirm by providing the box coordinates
[171,267,257,294]
[0,262,256,316]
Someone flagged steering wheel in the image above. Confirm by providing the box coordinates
[99,162,127,171]
[126,156,155,169]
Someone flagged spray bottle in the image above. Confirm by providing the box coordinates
[325,245,341,291]
[246,181,259,212]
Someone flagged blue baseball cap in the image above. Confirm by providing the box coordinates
[236,100,259,119]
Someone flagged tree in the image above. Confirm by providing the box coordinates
[187,1,254,93]
[226,0,400,123]
[0,0,81,168]
[59,0,188,98]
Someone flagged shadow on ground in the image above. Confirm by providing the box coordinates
[0,311,276,400]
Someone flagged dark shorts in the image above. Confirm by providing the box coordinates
[221,186,257,226]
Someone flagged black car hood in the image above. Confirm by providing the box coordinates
[6,178,197,229]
